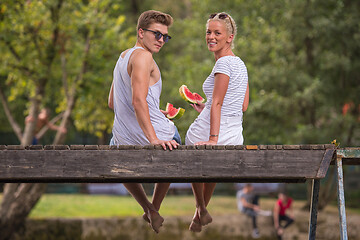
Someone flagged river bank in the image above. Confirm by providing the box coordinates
[16,209,359,240]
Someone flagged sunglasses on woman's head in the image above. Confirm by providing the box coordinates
[209,13,234,34]
[142,29,172,43]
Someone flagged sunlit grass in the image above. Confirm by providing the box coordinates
[28,194,251,219]
[1,194,358,219]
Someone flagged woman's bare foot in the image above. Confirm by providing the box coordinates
[145,209,164,233]
[199,209,212,226]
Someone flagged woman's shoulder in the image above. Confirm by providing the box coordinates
[216,55,244,65]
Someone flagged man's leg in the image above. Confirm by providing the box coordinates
[243,208,260,238]
[152,183,171,211]
[123,183,163,233]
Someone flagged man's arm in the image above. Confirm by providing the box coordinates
[130,50,177,150]
[46,120,67,133]
[108,81,114,110]
[241,197,260,210]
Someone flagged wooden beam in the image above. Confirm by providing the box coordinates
[0,145,335,183]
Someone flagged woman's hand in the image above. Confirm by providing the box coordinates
[194,139,217,145]
[190,101,205,113]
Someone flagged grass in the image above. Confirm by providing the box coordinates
[1,194,358,219]
[28,194,245,219]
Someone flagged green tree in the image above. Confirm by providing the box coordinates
[0,1,130,238]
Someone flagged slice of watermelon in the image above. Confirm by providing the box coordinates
[166,103,185,120]
[179,85,204,104]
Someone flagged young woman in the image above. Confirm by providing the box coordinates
[185,12,249,232]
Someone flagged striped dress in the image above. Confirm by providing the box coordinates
[185,55,248,145]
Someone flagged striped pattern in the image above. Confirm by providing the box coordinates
[203,55,248,116]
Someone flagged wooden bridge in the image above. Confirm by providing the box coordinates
[0,144,358,240]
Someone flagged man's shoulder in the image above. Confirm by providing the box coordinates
[130,48,153,64]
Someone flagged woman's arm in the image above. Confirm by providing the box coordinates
[195,73,229,145]
[242,82,249,112]
[273,202,280,229]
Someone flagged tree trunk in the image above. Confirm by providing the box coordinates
[0,93,43,240]
[0,184,47,240]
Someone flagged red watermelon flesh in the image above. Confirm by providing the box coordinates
[165,103,185,120]
[193,93,204,103]
[179,85,205,104]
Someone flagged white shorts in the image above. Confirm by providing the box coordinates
[185,107,244,145]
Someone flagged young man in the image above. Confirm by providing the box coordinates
[25,108,67,144]
[108,10,180,233]
[236,184,271,238]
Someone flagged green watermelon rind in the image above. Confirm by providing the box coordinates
[166,102,185,120]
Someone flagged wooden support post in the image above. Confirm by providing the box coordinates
[308,179,320,240]
[336,155,348,240]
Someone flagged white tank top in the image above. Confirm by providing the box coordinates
[111,47,175,145]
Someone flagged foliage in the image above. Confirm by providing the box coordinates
[0,0,359,146]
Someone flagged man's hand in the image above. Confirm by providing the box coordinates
[160,109,168,116]
[151,139,179,150]
[253,205,260,211]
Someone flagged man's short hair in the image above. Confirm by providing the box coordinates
[137,10,173,30]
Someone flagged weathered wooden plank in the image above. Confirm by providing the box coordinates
[84,145,98,150]
[331,148,360,165]
[7,145,25,150]
[267,145,276,150]
[316,149,336,178]
[0,149,327,183]
[70,145,85,150]
[283,145,300,150]
[259,145,267,150]
[54,145,69,150]
[246,145,258,150]
[225,145,236,150]
[27,145,43,150]
[98,145,110,150]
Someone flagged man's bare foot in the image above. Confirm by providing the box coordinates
[199,209,212,226]
[189,219,202,232]
[142,213,150,223]
[145,209,164,233]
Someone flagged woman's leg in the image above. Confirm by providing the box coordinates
[189,182,215,231]
[281,215,294,229]
[123,183,164,233]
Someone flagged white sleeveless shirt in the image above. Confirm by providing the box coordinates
[111,47,175,145]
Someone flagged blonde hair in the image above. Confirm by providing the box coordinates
[207,12,237,49]
[137,10,173,31]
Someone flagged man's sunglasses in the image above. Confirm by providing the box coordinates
[209,13,234,34]
[142,29,172,43]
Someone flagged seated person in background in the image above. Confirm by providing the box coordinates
[237,183,271,239]
[25,108,67,145]
[273,192,295,240]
